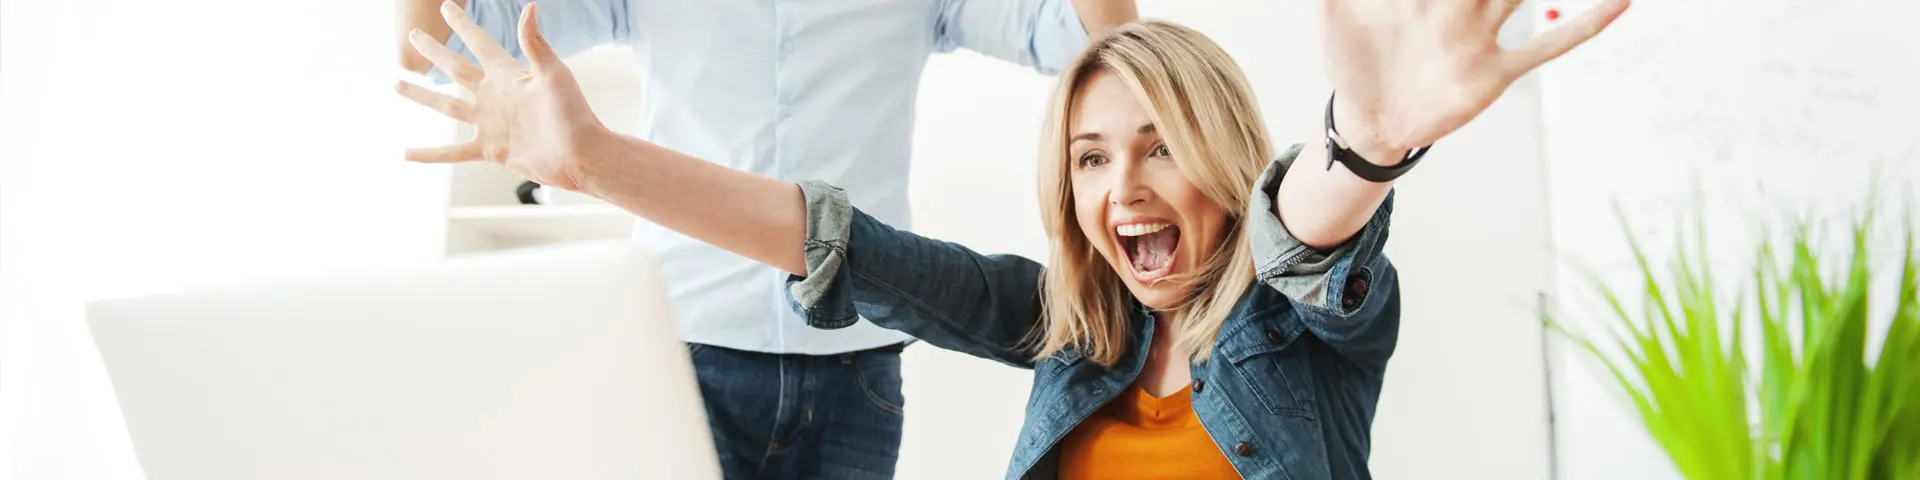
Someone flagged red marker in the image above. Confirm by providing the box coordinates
[1546,8,1561,21]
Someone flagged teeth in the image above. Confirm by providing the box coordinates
[1115,222,1172,237]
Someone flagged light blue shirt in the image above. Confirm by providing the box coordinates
[444,0,1089,354]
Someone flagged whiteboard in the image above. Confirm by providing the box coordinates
[1537,0,1920,478]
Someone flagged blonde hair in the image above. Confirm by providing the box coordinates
[1031,20,1275,367]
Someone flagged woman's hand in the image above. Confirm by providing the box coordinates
[1325,0,1629,161]
[395,1,607,192]
[1274,0,1627,248]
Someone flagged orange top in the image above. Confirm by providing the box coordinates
[1058,384,1241,479]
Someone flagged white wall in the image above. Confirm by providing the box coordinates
[0,1,454,477]
[901,2,1561,478]
[1537,0,1920,478]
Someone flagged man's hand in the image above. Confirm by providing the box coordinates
[1325,0,1629,163]
[397,0,464,74]
[395,1,609,192]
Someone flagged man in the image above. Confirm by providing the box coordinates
[396,1,1136,478]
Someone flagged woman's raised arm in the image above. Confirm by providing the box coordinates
[1276,0,1630,249]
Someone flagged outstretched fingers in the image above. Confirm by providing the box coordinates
[517,4,564,73]
[1504,0,1630,76]
[394,80,475,121]
[408,29,482,89]
[405,141,484,163]
[440,0,515,68]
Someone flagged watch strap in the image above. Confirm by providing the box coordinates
[1324,92,1429,183]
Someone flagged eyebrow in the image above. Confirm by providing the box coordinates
[1069,123,1157,144]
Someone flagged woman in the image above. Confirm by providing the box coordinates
[396,1,1626,478]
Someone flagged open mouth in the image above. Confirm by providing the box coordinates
[1116,222,1180,284]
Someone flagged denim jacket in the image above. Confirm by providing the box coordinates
[784,145,1399,480]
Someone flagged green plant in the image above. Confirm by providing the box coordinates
[1550,210,1920,479]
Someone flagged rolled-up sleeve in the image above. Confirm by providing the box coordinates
[432,0,631,84]
[933,0,1090,75]
[784,181,1047,368]
[1249,144,1400,369]
[786,180,860,329]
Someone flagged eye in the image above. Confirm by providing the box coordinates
[1149,143,1172,158]
[1077,151,1109,169]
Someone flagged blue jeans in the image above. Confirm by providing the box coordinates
[687,342,905,480]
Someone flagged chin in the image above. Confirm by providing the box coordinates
[1119,276,1188,311]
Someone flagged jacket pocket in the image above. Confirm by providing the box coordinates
[1226,328,1318,419]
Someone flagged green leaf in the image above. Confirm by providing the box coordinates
[1550,199,1918,480]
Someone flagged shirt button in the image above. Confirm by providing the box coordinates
[1191,379,1204,394]
[1234,441,1254,457]
[1267,330,1284,344]
[1342,297,1359,310]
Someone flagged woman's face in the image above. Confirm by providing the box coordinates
[1067,69,1229,311]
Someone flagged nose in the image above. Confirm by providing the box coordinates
[1106,158,1152,207]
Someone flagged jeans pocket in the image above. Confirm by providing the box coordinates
[853,354,905,417]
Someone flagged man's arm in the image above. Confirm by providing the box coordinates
[397,0,631,78]
[1071,0,1137,40]
[933,0,1138,75]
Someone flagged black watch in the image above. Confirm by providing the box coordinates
[1325,92,1429,183]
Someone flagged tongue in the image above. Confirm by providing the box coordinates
[1131,228,1178,272]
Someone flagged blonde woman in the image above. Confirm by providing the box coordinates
[397,0,1627,477]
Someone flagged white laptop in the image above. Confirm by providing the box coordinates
[88,241,719,480]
